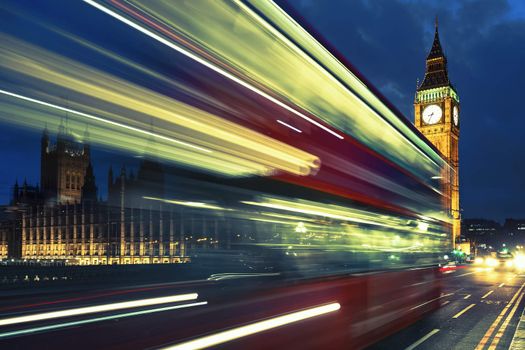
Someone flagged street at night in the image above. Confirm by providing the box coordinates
[371,267,525,350]
[2,0,525,349]
[0,267,524,349]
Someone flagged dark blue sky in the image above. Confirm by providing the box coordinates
[1,0,524,221]
[280,0,525,222]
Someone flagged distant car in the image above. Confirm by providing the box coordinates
[496,252,515,270]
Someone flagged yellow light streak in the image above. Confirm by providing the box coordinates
[83,0,345,140]
[163,302,340,350]
[0,89,211,153]
[0,34,320,177]
[114,0,450,187]
[242,198,389,227]
[0,293,198,327]
[143,196,232,211]
[260,212,316,222]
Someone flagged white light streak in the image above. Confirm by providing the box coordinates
[163,302,340,350]
[83,0,344,140]
[207,273,280,281]
[277,120,302,133]
[0,293,199,327]
[0,89,212,153]
[0,301,207,339]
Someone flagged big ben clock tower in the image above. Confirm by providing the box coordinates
[414,19,460,247]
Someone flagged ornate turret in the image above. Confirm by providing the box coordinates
[417,17,452,91]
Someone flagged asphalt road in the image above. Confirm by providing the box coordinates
[0,267,523,349]
[368,267,525,350]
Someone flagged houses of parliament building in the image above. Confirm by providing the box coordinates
[0,126,196,265]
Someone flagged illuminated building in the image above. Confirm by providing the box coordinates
[414,19,460,247]
[3,129,190,264]
[19,203,187,265]
[40,124,90,204]
[0,208,10,260]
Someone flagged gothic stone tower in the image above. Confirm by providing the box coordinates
[414,20,460,247]
[40,125,90,204]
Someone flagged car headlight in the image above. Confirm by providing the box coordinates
[474,257,484,264]
[506,260,514,268]
[515,256,525,269]
[486,258,498,267]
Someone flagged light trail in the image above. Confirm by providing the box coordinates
[410,293,454,311]
[0,301,207,339]
[0,89,212,153]
[143,196,232,211]
[83,0,345,140]
[254,0,446,167]
[112,0,451,193]
[0,293,198,327]
[163,302,341,349]
[207,273,281,281]
[241,199,387,227]
[276,120,302,133]
[236,0,442,172]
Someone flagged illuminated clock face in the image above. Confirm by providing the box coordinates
[422,104,443,125]
[453,106,459,126]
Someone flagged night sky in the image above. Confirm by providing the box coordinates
[1,0,525,221]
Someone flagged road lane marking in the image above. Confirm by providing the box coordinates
[410,293,454,311]
[0,293,199,327]
[487,292,525,350]
[163,302,341,350]
[464,294,472,299]
[441,301,450,306]
[482,290,494,299]
[452,304,476,319]
[0,301,208,339]
[403,329,440,350]
[499,283,505,288]
[475,282,525,350]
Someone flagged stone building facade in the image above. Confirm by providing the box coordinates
[2,127,210,264]
[19,203,190,265]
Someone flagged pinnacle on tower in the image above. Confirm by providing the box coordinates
[417,17,452,91]
[427,17,445,60]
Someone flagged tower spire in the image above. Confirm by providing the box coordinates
[417,18,451,91]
